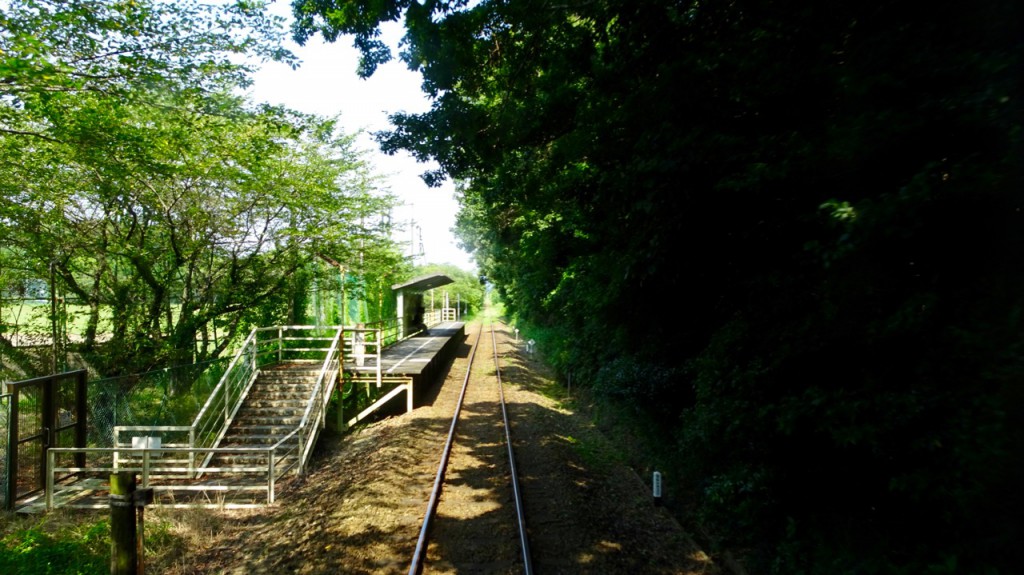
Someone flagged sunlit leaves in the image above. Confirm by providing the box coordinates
[0,0,296,140]
[0,1,399,379]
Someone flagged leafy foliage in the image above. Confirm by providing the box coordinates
[0,1,401,389]
[294,0,1023,571]
[410,262,485,316]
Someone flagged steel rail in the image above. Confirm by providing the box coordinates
[493,324,534,575]
[409,325,484,575]
[408,323,534,574]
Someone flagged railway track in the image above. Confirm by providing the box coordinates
[410,322,533,574]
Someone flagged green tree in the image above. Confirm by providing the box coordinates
[3,93,392,387]
[293,0,1023,572]
[0,1,402,391]
[411,262,484,317]
[0,0,292,115]
[1,0,297,375]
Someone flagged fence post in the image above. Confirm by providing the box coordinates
[376,328,383,389]
[277,328,283,363]
[75,370,87,469]
[188,429,195,478]
[6,389,19,511]
[113,428,120,470]
[110,472,137,575]
[338,385,346,432]
[268,449,275,505]
[46,449,55,511]
[297,428,305,476]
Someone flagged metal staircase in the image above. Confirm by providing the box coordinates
[44,326,343,510]
[39,321,417,511]
[207,362,325,471]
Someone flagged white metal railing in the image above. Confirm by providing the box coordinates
[424,309,442,328]
[191,325,340,473]
[42,322,452,509]
[190,327,264,470]
[367,317,402,347]
[46,444,298,509]
[272,326,343,476]
[46,325,344,509]
[344,325,383,389]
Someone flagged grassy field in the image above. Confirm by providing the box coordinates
[1,301,112,338]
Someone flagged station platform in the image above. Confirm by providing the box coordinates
[345,321,466,405]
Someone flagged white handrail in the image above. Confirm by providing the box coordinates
[47,445,293,509]
[270,326,343,473]
[192,328,258,428]
[47,325,351,509]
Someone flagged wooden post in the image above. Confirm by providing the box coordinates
[110,472,137,575]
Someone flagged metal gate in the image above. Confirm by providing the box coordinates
[4,370,87,510]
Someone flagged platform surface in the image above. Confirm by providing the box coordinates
[347,322,465,376]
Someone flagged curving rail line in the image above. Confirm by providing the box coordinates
[409,322,533,574]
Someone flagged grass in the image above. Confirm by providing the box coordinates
[0,507,231,575]
[1,302,112,338]
[558,432,625,472]
[0,511,108,575]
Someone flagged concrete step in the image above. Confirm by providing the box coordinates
[237,409,305,419]
[241,396,309,405]
[229,424,298,434]
[238,405,307,414]
[250,383,315,390]
[259,367,323,375]
[220,435,301,447]
[248,391,314,399]
[233,415,304,426]
[204,453,298,467]
[254,375,319,382]
[240,405,307,415]
[250,381,316,387]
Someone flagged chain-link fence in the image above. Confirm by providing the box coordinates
[86,357,232,448]
[1,393,10,510]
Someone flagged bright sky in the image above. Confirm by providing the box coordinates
[243,5,476,272]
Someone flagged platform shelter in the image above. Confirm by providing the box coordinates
[393,273,454,339]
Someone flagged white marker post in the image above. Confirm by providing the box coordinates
[653,471,663,506]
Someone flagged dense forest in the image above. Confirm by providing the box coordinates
[292,0,1022,572]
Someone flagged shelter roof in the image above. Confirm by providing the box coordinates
[391,273,454,293]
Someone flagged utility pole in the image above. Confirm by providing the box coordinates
[409,219,424,261]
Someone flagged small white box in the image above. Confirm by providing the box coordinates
[132,436,162,457]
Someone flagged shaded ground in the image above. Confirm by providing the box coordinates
[154,323,715,574]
